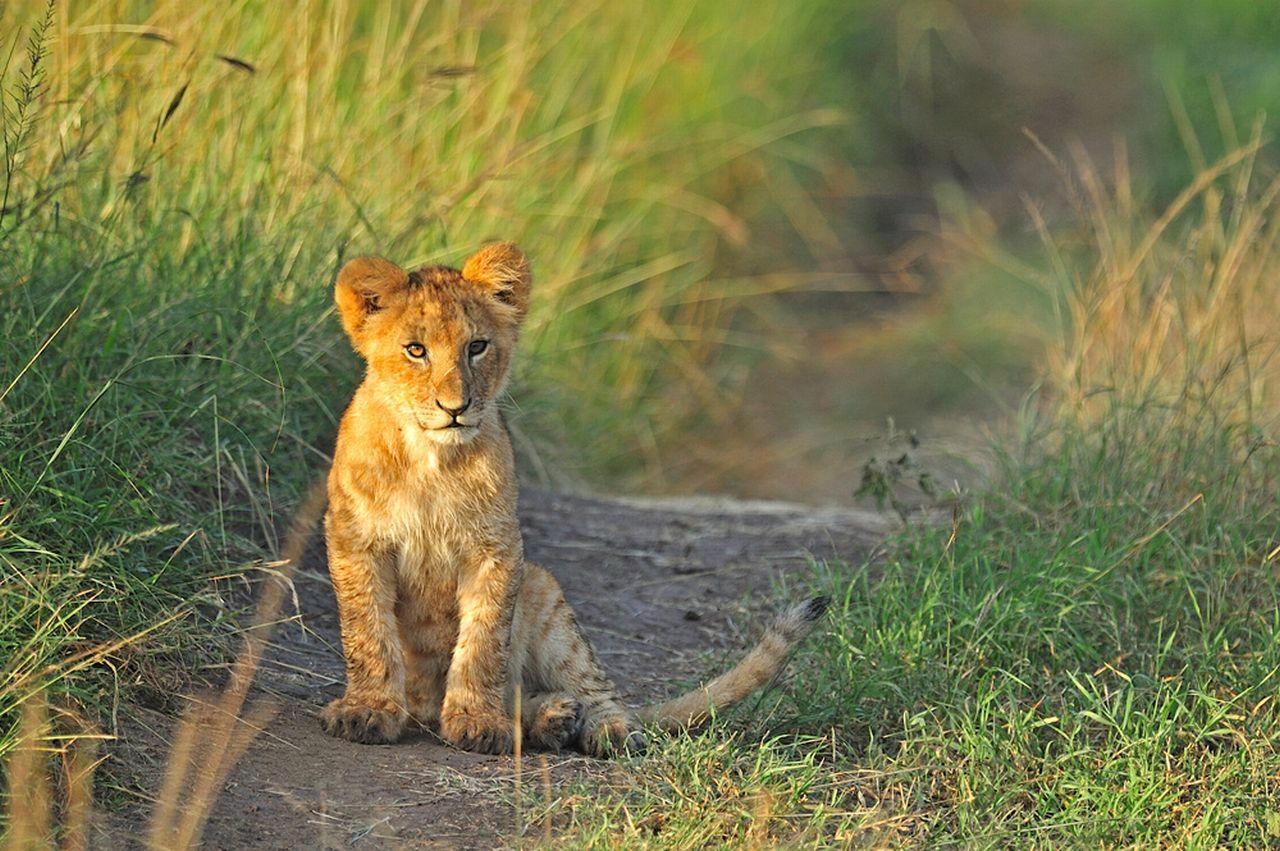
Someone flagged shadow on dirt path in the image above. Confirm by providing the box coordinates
[104,488,892,848]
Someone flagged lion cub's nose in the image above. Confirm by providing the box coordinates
[436,398,472,418]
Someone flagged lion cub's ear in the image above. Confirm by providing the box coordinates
[461,242,532,321]
[335,256,410,347]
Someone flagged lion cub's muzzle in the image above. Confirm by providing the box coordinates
[437,397,472,425]
[418,398,485,437]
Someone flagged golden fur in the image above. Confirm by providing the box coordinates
[318,243,826,756]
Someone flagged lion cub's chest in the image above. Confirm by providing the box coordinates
[387,485,470,576]
[380,450,507,586]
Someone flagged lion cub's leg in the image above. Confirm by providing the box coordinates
[320,534,409,744]
[438,553,519,755]
[518,566,645,758]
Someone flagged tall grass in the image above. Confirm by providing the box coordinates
[4,0,844,477]
[1046,140,1279,485]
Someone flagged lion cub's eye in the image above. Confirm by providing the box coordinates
[404,342,427,361]
[468,339,489,357]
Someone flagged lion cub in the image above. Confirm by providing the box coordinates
[320,243,826,756]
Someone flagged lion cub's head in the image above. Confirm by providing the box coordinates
[334,243,531,445]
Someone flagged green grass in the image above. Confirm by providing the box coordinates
[535,423,1279,845]
[806,439,1278,844]
[0,210,340,746]
[547,150,1280,846]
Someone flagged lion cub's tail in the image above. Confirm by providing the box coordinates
[636,596,828,732]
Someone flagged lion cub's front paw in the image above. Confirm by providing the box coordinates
[440,707,514,755]
[319,697,407,744]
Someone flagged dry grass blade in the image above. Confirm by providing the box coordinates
[1118,141,1262,284]
[58,716,100,851]
[145,698,202,849]
[0,307,77,405]
[513,683,523,838]
[3,697,51,851]
[0,702,101,849]
[540,755,552,842]
[142,477,326,849]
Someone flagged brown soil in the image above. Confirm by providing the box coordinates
[98,487,891,849]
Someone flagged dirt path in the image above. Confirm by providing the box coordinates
[104,488,891,848]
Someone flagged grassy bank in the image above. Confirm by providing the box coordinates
[556,153,1280,845]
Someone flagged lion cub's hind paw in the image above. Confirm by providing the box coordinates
[319,698,407,745]
[581,716,647,758]
[526,695,584,751]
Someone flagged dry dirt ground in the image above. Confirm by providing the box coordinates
[101,488,892,849]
